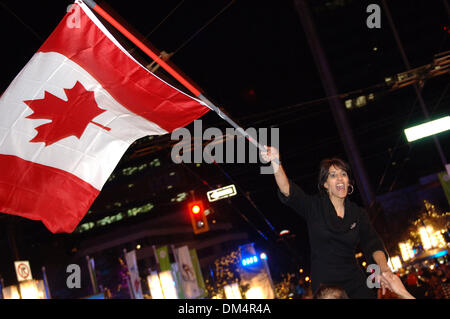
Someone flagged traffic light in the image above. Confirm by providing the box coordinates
[188,201,209,234]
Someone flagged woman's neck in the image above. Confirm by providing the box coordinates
[329,195,345,211]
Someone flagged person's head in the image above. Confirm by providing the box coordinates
[407,273,418,286]
[318,158,354,200]
[313,285,349,299]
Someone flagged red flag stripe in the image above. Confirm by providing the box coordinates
[91,3,202,97]
[0,154,99,233]
[37,4,209,133]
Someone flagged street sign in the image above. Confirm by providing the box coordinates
[14,261,33,282]
[207,184,237,202]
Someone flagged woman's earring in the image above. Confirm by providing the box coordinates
[348,184,354,195]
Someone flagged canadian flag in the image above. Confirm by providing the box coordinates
[0,1,209,233]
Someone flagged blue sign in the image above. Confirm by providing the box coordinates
[242,255,259,266]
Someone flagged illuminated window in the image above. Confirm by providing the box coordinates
[149,158,161,167]
[78,222,95,233]
[138,163,148,171]
[356,96,367,107]
[127,203,154,217]
[75,203,154,233]
[171,192,188,203]
[345,99,352,109]
[122,166,137,176]
[96,212,125,227]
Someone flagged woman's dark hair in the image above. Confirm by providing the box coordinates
[317,157,353,194]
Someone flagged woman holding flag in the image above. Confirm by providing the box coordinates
[261,146,392,298]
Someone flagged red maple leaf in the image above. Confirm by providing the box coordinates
[24,81,110,146]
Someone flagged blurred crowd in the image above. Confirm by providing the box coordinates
[391,261,450,299]
[276,258,449,299]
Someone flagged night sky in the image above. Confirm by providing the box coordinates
[0,0,449,291]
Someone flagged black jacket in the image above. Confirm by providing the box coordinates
[278,179,388,298]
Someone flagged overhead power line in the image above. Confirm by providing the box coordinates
[145,0,186,38]
[172,0,237,56]
[0,1,43,42]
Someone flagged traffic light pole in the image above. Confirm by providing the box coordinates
[293,0,376,207]
[188,191,209,234]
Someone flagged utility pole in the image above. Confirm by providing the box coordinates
[443,0,450,18]
[293,0,376,207]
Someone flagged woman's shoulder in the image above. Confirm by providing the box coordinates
[288,180,322,200]
[346,199,364,210]
[345,199,368,218]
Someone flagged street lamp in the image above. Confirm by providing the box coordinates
[224,283,242,299]
[404,116,450,142]
[2,285,20,299]
[19,280,40,299]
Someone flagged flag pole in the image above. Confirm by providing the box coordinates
[82,0,267,154]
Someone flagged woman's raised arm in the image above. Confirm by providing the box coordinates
[261,146,290,196]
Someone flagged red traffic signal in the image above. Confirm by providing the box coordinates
[191,204,201,214]
[188,201,209,234]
